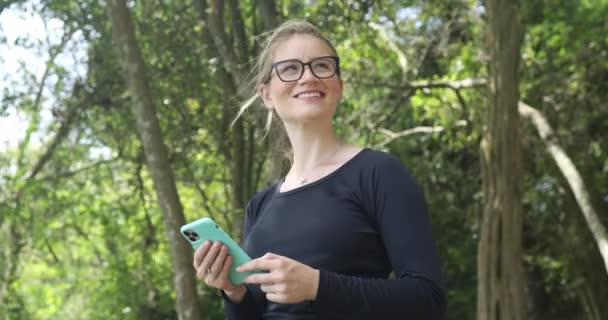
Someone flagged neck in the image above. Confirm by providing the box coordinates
[283,119,342,176]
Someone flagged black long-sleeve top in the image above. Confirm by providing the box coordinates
[222,148,446,319]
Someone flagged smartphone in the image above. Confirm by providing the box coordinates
[180,217,258,284]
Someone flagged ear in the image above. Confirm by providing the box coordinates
[259,84,273,110]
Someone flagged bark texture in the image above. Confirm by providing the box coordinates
[105,1,201,319]
[197,0,283,238]
[477,1,525,319]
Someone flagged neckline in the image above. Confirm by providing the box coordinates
[274,147,369,197]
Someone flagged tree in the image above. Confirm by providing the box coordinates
[3,1,607,318]
[477,1,525,320]
[195,0,283,238]
[519,102,608,274]
[105,0,201,319]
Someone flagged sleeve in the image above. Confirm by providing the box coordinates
[310,155,447,319]
[222,199,266,320]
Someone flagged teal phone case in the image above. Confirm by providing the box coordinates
[180,217,257,284]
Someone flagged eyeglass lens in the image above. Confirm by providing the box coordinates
[275,57,337,82]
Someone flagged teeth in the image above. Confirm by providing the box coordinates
[297,92,321,98]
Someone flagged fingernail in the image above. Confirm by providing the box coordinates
[236,266,243,272]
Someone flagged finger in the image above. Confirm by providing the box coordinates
[260,283,283,294]
[220,255,233,281]
[237,256,279,272]
[200,241,222,273]
[265,293,287,304]
[260,283,273,293]
[262,252,284,260]
[196,263,208,280]
[193,241,211,268]
[243,272,280,285]
[209,244,228,279]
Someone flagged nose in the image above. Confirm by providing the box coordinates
[298,65,317,82]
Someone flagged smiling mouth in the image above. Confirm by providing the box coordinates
[294,91,325,98]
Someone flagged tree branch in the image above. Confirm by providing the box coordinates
[45,240,60,264]
[0,100,82,206]
[183,164,221,225]
[375,127,422,149]
[350,78,484,139]
[33,31,74,116]
[369,22,408,75]
[36,157,119,183]
[16,29,76,175]
[519,101,608,275]
[348,78,487,91]
[374,120,467,149]
[365,89,415,130]
[25,107,78,181]
[201,0,245,85]
[355,77,608,276]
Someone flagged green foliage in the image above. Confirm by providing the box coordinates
[1,0,607,319]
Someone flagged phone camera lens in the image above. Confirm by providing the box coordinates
[183,229,199,241]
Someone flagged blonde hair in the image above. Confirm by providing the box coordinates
[230,20,340,169]
[231,19,340,132]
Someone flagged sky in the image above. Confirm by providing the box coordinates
[0,3,86,153]
[1,6,45,151]
[0,3,427,154]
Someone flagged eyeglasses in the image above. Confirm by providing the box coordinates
[270,56,340,82]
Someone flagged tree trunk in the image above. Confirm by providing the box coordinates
[254,0,285,186]
[195,0,247,239]
[197,0,283,238]
[105,1,201,319]
[258,0,278,29]
[578,283,602,320]
[477,1,525,320]
[0,219,26,318]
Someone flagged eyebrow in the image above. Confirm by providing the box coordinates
[272,56,337,63]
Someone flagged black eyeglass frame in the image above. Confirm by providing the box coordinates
[270,56,341,82]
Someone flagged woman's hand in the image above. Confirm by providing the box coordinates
[193,240,245,302]
[237,252,320,304]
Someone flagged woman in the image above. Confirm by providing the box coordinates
[193,20,446,320]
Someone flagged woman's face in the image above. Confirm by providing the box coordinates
[260,34,343,125]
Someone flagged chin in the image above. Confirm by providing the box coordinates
[293,110,336,125]
[277,101,338,123]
